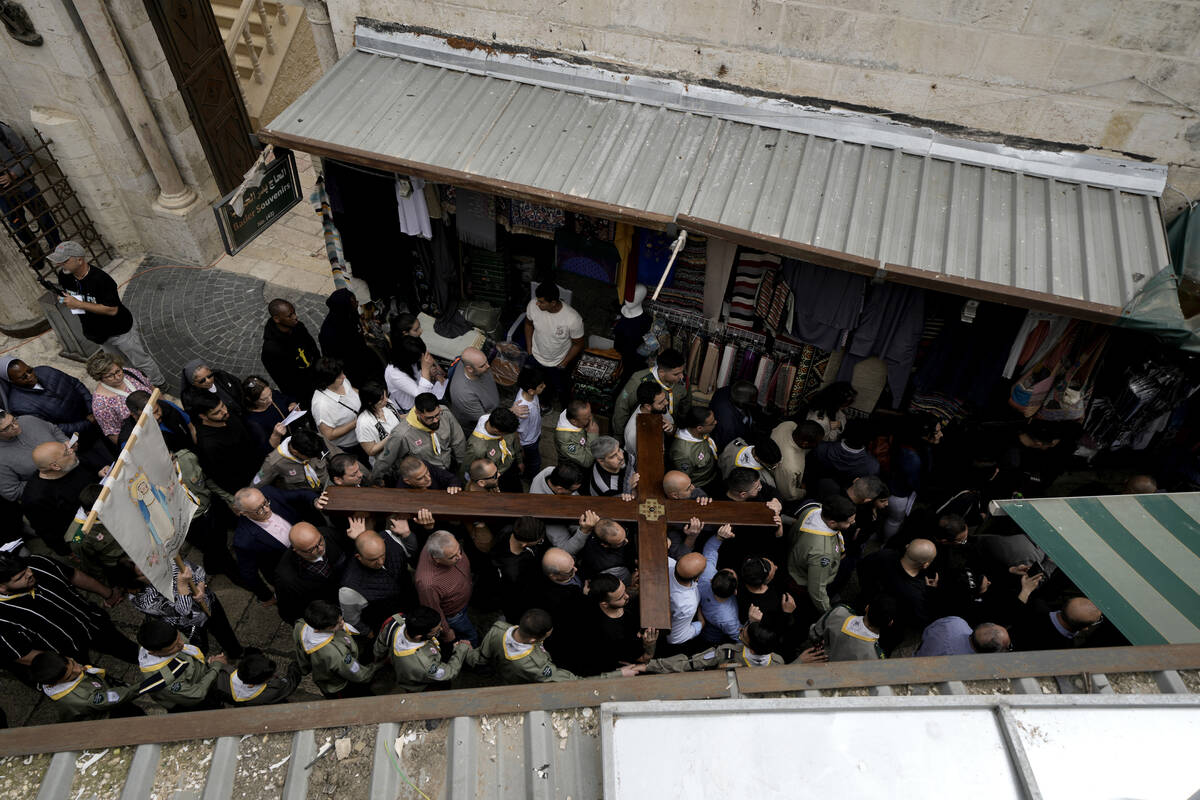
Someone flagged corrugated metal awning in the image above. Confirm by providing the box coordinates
[259,24,1173,322]
[992,493,1200,645]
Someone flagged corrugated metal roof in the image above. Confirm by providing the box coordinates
[993,492,1200,645]
[260,26,1173,321]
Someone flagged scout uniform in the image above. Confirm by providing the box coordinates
[669,428,719,489]
[787,503,844,614]
[644,643,785,673]
[293,619,378,696]
[67,514,128,583]
[213,662,302,706]
[374,613,471,692]
[717,438,777,489]
[369,405,468,482]
[809,605,883,661]
[40,665,141,722]
[611,366,691,436]
[254,437,329,491]
[469,620,626,683]
[467,414,521,476]
[553,410,597,469]
[137,644,219,711]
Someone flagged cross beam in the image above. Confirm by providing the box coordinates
[324,413,777,630]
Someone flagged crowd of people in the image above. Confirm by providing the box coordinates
[0,246,1133,722]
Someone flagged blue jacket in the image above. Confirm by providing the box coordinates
[0,363,93,436]
[232,485,320,597]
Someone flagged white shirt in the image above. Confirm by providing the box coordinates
[624,407,673,462]
[525,299,584,366]
[355,405,402,464]
[667,557,702,644]
[310,382,362,448]
[384,363,446,412]
[514,392,542,447]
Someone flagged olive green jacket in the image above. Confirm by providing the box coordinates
[374,614,471,692]
[41,666,141,722]
[644,644,785,673]
[293,620,378,695]
[138,645,219,710]
[611,368,691,436]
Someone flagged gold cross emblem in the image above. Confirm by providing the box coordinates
[638,498,665,522]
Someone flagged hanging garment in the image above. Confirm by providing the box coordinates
[753,357,773,405]
[686,335,704,385]
[715,344,737,388]
[910,302,1025,409]
[1002,311,1072,379]
[782,259,867,352]
[704,238,738,321]
[698,342,721,394]
[776,365,796,409]
[754,266,779,320]
[837,283,926,409]
[509,199,565,239]
[309,176,349,289]
[395,176,432,239]
[765,280,794,336]
[727,251,780,329]
[323,159,403,303]
[455,190,497,250]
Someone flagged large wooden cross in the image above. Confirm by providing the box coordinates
[324,413,778,629]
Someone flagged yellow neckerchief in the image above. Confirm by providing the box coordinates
[301,622,357,654]
[677,427,718,456]
[0,588,34,601]
[43,666,105,700]
[741,647,771,667]
[391,622,434,658]
[841,614,879,642]
[404,408,441,454]
[276,439,319,488]
[649,367,674,414]
[139,644,203,672]
[502,626,534,660]
[473,416,511,460]
[734,445,762,470]
[555,409,582,433]
[799,507,845,555]
[229,669,268,702]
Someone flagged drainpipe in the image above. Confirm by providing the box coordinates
[302,0,339,73]
[72,0,197,211]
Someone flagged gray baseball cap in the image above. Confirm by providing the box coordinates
[46,240,86,264]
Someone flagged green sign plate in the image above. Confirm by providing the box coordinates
[212,149,302,256]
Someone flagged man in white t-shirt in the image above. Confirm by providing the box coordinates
[523,282,584,408]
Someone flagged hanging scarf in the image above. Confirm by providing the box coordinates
[310,176,350,290]
[404,408,441,455]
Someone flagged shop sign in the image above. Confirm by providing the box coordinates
[212,149,302,255]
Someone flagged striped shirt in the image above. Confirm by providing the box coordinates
[0,556,103,662]
[130,560,210,630]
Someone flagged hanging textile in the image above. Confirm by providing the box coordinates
[509,199,565,240]
[911,302,1026,411]
[455,189,497,250]
[727,251,780,330]
[764,280,793,337]
[781,259,867,352]
[614,222,635,302]
[395,176,432,239]
[309,176,349,290]
[1082,359,1193,452]
[555,227,620,282]
[1009,321,1110,422]
[716,343,737,387]
[1003,311,1072,379]
[836,283,926,409]
[699,342,721,394]
[704,238,738,321]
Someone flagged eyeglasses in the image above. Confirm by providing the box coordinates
[194,372,214,383]
[295,540,324,555]
[252,500,271,514]
[101,368,124,381]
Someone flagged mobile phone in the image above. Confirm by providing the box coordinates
[67,432,79,448]
[1026,561,1044,578]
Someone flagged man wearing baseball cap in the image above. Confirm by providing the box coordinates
[49,241,166,389]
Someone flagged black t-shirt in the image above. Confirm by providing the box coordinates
[58,266,133,343]
[193,416,266,494]
[571,603,643,675]
[21,468,96,550]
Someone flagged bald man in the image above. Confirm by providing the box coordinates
[21,441,92,556]
[339,526,417,631]
[579,518,635,583]
[271,522,348,623]
[1123,475,1157,494]
[231,485,324,603]
[1013,566,1105,650]
[663,552,709,656]
[856,536,942,649]
[448,346,500,431]
[662,470,712,505]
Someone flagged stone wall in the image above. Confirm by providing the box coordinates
[329,0,1200,217]
[0,0,223,267]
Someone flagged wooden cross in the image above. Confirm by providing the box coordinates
[324,413,778,629]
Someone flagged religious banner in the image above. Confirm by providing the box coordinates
[90,394,198,596]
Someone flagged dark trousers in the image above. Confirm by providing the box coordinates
[186,597,244,659]
[499,465,524,494]
[532,358,566,408]
[522,442,542,481]
[321,681,373,699]
[187,504,239,580]
[86,613,141,666]
[0,179,60,251]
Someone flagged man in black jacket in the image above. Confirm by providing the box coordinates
[273,522,346,623]
[261,299,320,407]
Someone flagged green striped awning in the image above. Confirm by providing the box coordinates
[993,493,1200,645]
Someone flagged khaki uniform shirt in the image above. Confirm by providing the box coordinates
[645,643,784,673]
[42,666,140,722]
[214,662,302,706]
[138,645,219,710]
[467,420,521,476]
[374,614,471,692]
[611,368,691,437]
[369,406,467,482]
[809,605,883,662]
[469,620,624,683]
[553,411,597,469]
[668,430,719,488]
[293,620,378,695]
[786,504,844,613]
[769,422,809,502]
[255,445,329,491]
[717,438,777,489]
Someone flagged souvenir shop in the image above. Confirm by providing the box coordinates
[264,24,1200,484]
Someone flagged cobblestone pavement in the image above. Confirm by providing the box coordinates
[124,258,328,394]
